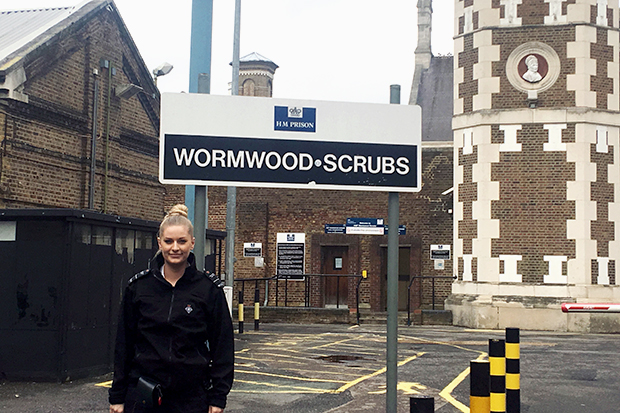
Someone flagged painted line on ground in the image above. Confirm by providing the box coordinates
[330,352,425,394]
[236,369,348,383]
[233,379,327,393]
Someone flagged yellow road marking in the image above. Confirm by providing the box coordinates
[267,367,369,377]
[234,379,326,393]
[235,370,348,384]
[368,381,427,395]
[330,352,425,394]
[96,380,112,388]
[235,355,306,365]
[399,334,488,355]
[438,353,487,413]
[308,335,365,350]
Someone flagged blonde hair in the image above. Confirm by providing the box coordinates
[159,204,194,237]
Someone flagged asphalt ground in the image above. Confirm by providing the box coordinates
[1,324,620,412]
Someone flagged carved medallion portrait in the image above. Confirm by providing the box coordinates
[506,42,560,94]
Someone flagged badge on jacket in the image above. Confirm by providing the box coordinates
[185,304,193,314]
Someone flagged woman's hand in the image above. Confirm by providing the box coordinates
[209,406,223,413]
[110,404,124,413]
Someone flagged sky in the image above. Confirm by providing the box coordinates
[1,0,454,104]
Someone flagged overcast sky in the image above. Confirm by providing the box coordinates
[2,0,454,104]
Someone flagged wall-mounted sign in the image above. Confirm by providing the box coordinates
[160,94,421,193]
[243,242,262,257]
[276,233,305,280]
[384,225,406,235]
[324,224,346,234]
[346,217,385,235]
[430,244,451,260]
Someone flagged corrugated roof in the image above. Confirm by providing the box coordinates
[0,3,87,65]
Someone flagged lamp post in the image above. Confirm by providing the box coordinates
[153,62,173,86]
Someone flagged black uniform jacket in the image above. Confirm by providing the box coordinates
[109,252,234,408]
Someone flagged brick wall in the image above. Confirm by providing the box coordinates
[199,145,454,310]
[0,7,167,221]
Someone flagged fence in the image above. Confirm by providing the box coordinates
[234,273,366,324]
[407,275,457,325]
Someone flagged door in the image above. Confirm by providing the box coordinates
[322,246,349,307]
[381,246,411,311]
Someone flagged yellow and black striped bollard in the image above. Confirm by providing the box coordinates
[489,339,506,413]
[506,328,520,413]
[254,288,260,331]
[238,290,244,334]
[470,359,490,413]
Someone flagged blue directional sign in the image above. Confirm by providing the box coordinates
[384,225,406,235]
[346,218,384,227]
[324,224,346,234]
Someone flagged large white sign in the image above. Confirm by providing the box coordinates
[276,233,305,279]
[160,93,421,192]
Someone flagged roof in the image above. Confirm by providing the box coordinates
[415,55,454,142]
[0,2,91,68]
[0,208,160,229]
[240,52,275,64]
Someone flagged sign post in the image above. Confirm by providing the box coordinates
[159,91,421,413]
[160,94,421,192]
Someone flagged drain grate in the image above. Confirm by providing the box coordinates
[317,355,365,363]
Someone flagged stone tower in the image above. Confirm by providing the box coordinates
[448,0,620,332]
[237,52,278,97]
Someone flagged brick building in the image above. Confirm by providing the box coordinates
[210,1,454,313]
[237,52,278,97]
[0,0,172,222]
[448,0,620,332]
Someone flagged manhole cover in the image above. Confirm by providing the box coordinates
[317,355,365,363]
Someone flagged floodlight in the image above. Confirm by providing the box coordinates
[115,83,144,99]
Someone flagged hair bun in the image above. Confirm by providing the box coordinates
[167,204,189,218]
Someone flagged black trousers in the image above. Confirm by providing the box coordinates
[124,382,211,413]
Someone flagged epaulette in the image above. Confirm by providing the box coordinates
[205,271,225,288]
[128,269,151,285]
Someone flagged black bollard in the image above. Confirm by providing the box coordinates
[489,339,506,413]
[410,395,434,413]
[254,288,260,331]
[506,328,520,413]
[238,290,244,334]
[470,359,490,413]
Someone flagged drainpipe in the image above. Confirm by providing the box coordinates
[88,69,100,209]
[103,64,113,213]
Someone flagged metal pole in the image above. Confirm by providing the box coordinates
[194,78,210,272]
[188,0,213,272]
[386,84,401,413]
[225,187,236,286]
[225,0,241,287]
[231,0,241,96]
[194,186,206,271]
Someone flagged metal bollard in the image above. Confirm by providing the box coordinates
[470,359,490,413]
[410,395,434,413]
[238,290,244,334]
[489,339,506,413]
[254,288,260,331]
[505,328,520,413]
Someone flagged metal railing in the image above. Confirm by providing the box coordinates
[234,273,366,324]
[406,275,457,326]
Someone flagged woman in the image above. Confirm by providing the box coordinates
[109,205,234,413]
